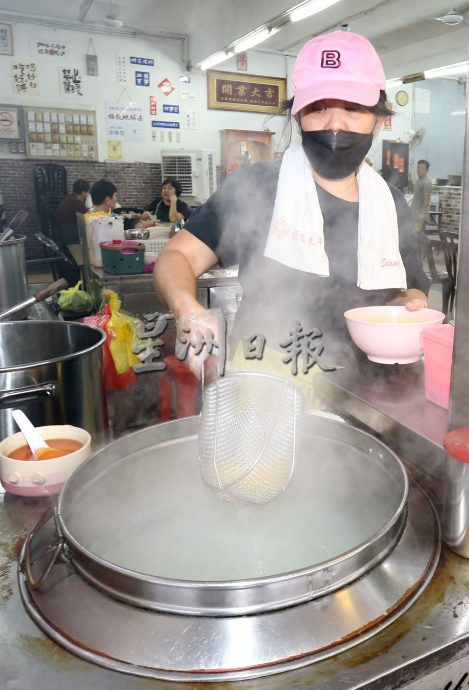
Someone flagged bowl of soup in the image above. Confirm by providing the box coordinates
[0,424,91,496]
[344,306,445,364]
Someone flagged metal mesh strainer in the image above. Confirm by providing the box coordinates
[199,372,304,504]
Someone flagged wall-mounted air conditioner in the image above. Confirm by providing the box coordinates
[161,149,217,204]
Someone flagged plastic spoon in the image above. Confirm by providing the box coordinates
[11,409,68,460]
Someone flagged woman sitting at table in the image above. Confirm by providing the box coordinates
[144,178,192,224]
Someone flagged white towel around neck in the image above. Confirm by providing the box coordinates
[263,145,407,290]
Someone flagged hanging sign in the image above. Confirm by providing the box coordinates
[151,120,180,129]
[135,71,150,87]
[86,39,98,76]
[162,104,179,114]
[149,96,157,115]
[130,56,154,66]
[158,78,175,96]
[105,102,145,141]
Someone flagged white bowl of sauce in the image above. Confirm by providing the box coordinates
[0,424,91,496]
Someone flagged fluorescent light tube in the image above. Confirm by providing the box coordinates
[200,51,234,71]
[234,28,272,53]
[289,0,343,23]
[386,78,403,88]
[424,61,468,79]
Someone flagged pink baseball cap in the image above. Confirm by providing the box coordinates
[291,30,386,115]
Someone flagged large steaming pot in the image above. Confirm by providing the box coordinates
[0,234,28,319]
[0,321,108,444]
[19,414,440,681]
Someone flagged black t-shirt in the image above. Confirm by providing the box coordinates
[146,197,191,222]
[184,161,430,365]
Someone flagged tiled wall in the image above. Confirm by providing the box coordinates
[0,159,163,235]
[433,185,461,230]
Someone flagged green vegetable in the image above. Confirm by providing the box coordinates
[57,281,94,313]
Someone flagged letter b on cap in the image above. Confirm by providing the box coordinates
[321,50,341,68]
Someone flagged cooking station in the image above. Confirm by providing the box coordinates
[2,77,469,690]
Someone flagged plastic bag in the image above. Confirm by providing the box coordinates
[57,280,94,313]
[84,290,140,390]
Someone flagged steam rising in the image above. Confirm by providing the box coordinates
[62,427,404,582]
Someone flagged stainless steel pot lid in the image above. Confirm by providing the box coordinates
[19,480,439,682]
[55,414,408,616]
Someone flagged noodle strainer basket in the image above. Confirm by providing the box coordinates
[198,372,304,504]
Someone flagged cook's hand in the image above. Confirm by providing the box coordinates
[169,194,178,204]
[175,308,221,379]
[140,211,151,220]
[388,290,428,311]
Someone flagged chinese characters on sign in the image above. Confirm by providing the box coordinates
[149,96,157,115]
[105,102,145,141]
[135,71,150,87]
[151,120,180,129]
[162,104,179,114]
[12,62,39,94]
[130,56,154,66]
[32,40,68,57]
[158,78,175,96]
[207,70,286,114]
[117,55,128,84]
[0,23,13,55]
[60,68,83,96]
[132,314,336,377]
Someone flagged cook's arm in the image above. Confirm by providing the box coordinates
[153,229,218,319]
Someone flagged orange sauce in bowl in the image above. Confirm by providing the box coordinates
[7,439,83,461]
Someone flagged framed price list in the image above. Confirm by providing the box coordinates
[24,106,97,160]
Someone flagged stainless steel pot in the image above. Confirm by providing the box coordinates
[0,321,109,445]
[0,234,28,319]
[56,413,409,616]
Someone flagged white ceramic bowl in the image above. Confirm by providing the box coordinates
[344,306,445,364]
[0,424,91,497]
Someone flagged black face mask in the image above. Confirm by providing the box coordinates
[301,129,373,180]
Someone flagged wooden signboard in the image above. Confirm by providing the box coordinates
[207,70,286,115]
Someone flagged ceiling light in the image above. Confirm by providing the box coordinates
[234,27,277,53]
[386,78,403,88]
[425,61,468,79]
[289,0,343,23]
[200,51,234,71]
[104,15,124,28]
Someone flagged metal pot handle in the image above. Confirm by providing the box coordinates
[0,382,59,405]
[23,507,65,590]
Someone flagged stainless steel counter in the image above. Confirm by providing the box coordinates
[93,265,241,317]
[3,483,469,689]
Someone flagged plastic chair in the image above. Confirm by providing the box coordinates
[438,229,458,315]
[418,233,454,317]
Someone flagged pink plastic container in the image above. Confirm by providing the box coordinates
[422,324,454,409]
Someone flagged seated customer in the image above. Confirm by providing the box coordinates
[57,178,90,224]
[145,179,191,224]
[85,179,118,220]
[55,179,90,244]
